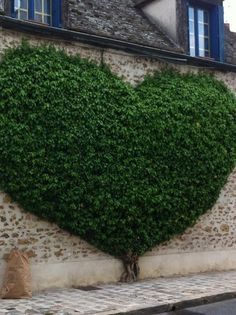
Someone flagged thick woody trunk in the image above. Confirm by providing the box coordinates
[120,253,140,283]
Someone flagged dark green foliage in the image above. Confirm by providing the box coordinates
[0,44,235,258]
[135,72,236,245]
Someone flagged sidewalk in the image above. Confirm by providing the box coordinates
[1,270,236,315]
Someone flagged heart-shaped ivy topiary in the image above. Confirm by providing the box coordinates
[0,44,236,282]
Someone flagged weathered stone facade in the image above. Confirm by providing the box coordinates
[0,169,235,259]
[0,26,236,291]
[152,169,236,255]
[225,24,236,65]
[0,193,110,264]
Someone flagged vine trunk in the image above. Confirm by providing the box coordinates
[120,253,140,282]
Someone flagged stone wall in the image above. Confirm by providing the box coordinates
[152,169,236,255]
[1,169,236,290]
[0,193,123,291]
[225,24,236,65]
[0,27,236,291]
[2,27,234,89]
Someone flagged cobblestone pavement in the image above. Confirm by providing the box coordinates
[1,270,236,315]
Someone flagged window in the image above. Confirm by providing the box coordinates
[187,1,224,62]
[188,6,210,57]
[15,0,28,20]
[12,0,61,27]
[34,0,52,25]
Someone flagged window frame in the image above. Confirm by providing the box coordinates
[34,0,52,25]
[187,0,224,62]
[11,0,61,27]
[188,5,211,58]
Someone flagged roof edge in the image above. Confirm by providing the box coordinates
[0,16,236,73]
[134,0,155,8]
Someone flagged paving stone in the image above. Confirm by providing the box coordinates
[1,271,236,314]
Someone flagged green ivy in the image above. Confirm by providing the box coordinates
[0,43,235,258]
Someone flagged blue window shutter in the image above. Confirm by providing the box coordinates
[210,5,224,62]
[52,0,61,27]
[11,0,15,17]
[210,6,219,60]
[218,5,224,62]
[28,0,34,20]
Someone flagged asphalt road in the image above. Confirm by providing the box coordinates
[159,298,236,315]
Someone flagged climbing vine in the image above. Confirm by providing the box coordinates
[0,44,235,281]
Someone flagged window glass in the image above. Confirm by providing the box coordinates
[19,10,28,19]
[199,37,205,50]
[14,0,52,25]
[15,0,28,20]
[14,0,27,10]
[198,23,204,36]
[34,0,51,25]
[44,15,51,25]
[205,38,209,50]
[204,24,209,36]
[198,9,204,23]
[21,0,27,9]
[35,13,42,22]
[35,0,42,12]
[44,0,51,14]
[188,7,194,20]
[188,7,196,57]
[197,9,210,57]
[189,34,195,49]
[188,6,210,58]
[204,10,209,23]
[189,20,195,33]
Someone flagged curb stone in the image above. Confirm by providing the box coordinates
[113,292,236,315]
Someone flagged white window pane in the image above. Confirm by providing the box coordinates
[20,0,27,9]
[43,15,51,25]
[204,38,210,50]
[35,13,43,22]
[199,36,205,50]
[189,34,195,48]
[190,47,196,56]
[204,24,209,36]
[35,0,42,12]
[44,0,51,14]
[14,0,20,10]
[15,0,27,10]
[204,10,209,23]
[198,9,204,23]
[198,12,208,37]
[20,10,27,20]
[188,7,194,20]
[189,21,195,34]
[199,49,205,57]
[198,23,204,36]
[197,8,210,57]
[188,5,210,58]
[188,6,196,56]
